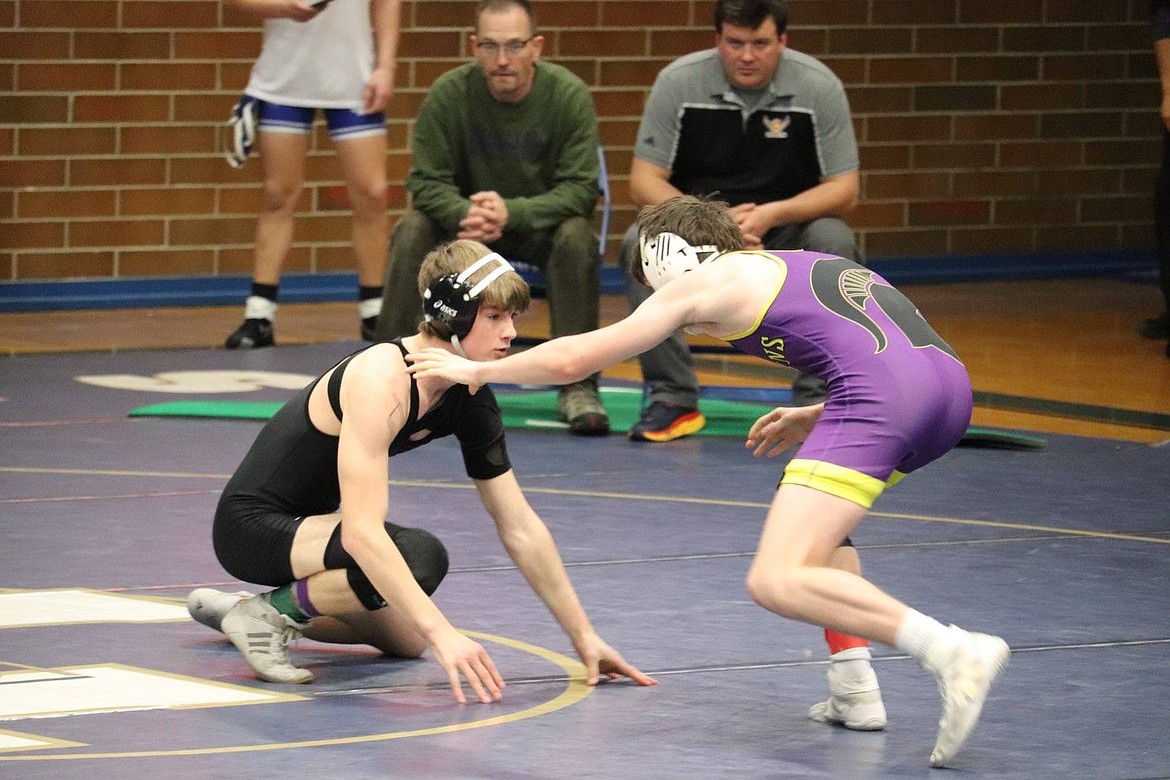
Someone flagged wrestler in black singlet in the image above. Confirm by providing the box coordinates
[213,340,511,586]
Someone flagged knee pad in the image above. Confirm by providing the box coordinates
[346,567,388,611]
[387,524,449,596]
[325,522,449,606]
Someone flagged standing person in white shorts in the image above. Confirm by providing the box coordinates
[223,0,399,348]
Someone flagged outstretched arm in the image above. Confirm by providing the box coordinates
[476,472,657,687]
[407,277,700,390]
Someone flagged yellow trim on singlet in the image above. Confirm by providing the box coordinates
[781,458,905,509]
[718,250,789,343]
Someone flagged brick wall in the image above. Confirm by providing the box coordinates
[0,0,1161,286]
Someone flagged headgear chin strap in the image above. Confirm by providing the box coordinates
[422,252,515,351]
[638,231,720,291]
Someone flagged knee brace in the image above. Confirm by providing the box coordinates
[386,524,449,596]
[346,566,388,611]
[324,522,450,609]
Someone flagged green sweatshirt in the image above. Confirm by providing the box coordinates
[406,61,600,235]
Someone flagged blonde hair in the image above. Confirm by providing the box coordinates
[416,240,531,338]
[632,195,744,285]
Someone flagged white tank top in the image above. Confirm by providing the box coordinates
[245,0,374,110]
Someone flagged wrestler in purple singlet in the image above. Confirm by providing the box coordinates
[723,250,972,499]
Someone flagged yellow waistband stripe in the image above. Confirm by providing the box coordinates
[781,458,903,509]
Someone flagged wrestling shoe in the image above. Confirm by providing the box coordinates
[220,595,314,684]
[557,382,610,436]
[1137,313,1170,340]
[924,626,1010,767]
[629,401,705,442]
[808,656,887,731]
[187,588,251,633]
[224,318,274,349]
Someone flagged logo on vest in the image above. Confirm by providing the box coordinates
[763,115,790,139]
[760,335,789,365]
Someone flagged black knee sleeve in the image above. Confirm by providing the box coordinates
[346,566,388,610]
[387,524,449,596]
[323,522,450,609]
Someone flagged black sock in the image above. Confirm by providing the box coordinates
[252,282,279,302]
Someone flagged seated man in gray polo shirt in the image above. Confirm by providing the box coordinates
[622,0,863,442]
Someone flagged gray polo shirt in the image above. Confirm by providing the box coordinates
[635,48,858,206]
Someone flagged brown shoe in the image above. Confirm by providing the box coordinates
[557,383,610,436]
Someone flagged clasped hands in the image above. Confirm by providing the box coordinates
[457,191,508,243]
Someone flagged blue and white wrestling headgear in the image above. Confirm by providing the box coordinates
[422,252,515,356]
[638,231,720,291]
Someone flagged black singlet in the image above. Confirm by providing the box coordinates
[218,340,511,519]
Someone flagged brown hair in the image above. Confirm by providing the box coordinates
[714,0,788,34]
[632,195,744,285]
[416,240,531,338]
[475,0,536,34]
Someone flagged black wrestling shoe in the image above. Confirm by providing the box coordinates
[225,318,274,349]
[1137,313,1170,340]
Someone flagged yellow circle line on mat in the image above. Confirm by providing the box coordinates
[0,630,590,761]
[2,466,1166,545]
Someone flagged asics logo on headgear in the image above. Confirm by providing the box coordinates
[432,300,460,319]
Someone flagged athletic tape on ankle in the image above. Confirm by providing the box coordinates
[294,578,323,618]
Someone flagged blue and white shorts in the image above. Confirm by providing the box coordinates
[257,101,386,142]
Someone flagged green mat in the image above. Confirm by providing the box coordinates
[128,391,1047,448]
[495,386,775,436]
[957,426,1047,449]
[128,389,775,437]
[129,400,284,420]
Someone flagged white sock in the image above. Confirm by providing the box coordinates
[894,608,953,663]
[358,297,382,320]
[244,295,277,320]
[829,645,873,677]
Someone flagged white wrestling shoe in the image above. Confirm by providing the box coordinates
[925,626,1010,767]
[808,649,887,731]
[220,595,314,684]
[187,588,252,633]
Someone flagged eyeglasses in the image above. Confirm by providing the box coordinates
[475,36,534,56]
[721,37,778,54]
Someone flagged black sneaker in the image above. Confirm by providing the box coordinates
[1137,314,1170,340]
[628,401,705,442]
[225,318,274,349]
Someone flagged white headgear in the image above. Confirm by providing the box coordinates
[638,232,720,291]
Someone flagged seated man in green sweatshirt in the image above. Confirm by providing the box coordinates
[375,0,608,435]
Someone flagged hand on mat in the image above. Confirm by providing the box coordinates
[574,633,658,687]
[431,625,505,704]
[406,348,483,393]
[745,403,824,458]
